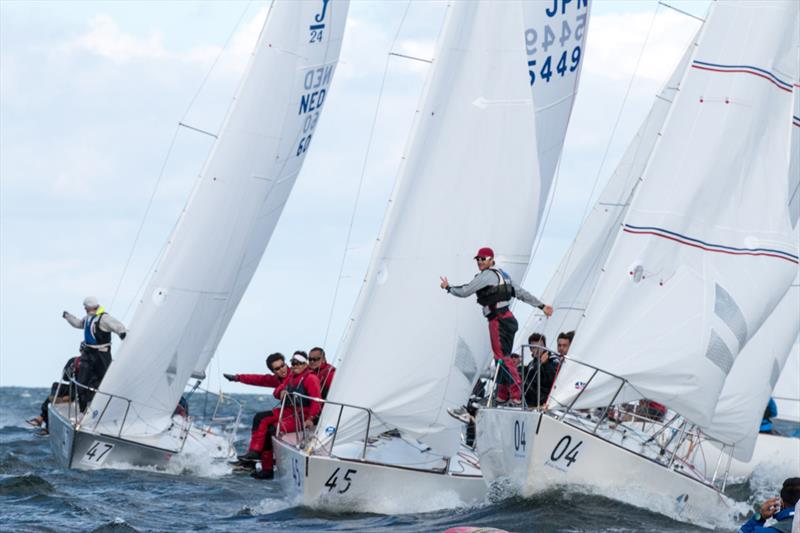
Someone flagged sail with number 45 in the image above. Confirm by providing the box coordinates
[91,0,350,441]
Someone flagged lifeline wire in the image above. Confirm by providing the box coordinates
[322,0,415,348]
[109,1,253,313]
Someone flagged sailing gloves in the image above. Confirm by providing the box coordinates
[223,373,238,382]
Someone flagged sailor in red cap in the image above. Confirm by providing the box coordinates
[440,247,552,404]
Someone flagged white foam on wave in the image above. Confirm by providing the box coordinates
[748,463,792,503]
[555,483,744,530]
[251,496,295,515]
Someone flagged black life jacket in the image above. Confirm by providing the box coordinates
[287,373,311,408]
[85,312,111,348]
[476,268,515,308]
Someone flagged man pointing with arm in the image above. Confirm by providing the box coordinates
[441,247,552,405]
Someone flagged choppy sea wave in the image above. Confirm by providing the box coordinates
[0,386,790,532]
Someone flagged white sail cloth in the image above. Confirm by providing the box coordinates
[522,0,592,215]
[703,277,798,461]
[91,0,349,439]
[550,0,800,429]
[773,339,800,422]
[317,0,551,456]
[523,37,695,345]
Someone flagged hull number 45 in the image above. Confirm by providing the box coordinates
[324,467,357,494]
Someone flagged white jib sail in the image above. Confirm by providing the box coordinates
[703,276,798,461]
[317,0,589,457]
[91,0,350,439]
[550,0,800,428]
[774,338,800,422]
[523,33,696,345]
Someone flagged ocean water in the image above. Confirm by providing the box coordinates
[0,386,786,532]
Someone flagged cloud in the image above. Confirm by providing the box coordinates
[63,14,169,62]
[584,9,700,82]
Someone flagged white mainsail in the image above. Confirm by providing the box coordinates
[703,76,800,458]
[549,0,799,428]
[317,0,590,456]
[91,0,350,439]
[523,35,697,344]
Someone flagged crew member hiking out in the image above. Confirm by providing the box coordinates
[441,247,552,405]
[252,352,322,480]
[224,352,290,468]
[63,296,127,411]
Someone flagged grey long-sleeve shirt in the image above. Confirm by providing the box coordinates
[448,268,544,317]
[65,311,127,350]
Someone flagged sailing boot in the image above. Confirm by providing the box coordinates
[250,450,275,480]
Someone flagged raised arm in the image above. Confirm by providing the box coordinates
[63,311,84,329]
[446,270,496,298]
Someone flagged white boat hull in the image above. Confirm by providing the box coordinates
[48,402,233,471]
[476,408,730,526]
[273,434,487,513]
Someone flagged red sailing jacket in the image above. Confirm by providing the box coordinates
[311,362,336,398]
[235,373,286,399]
[275,368,322,419]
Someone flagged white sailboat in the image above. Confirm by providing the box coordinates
[272,0,590,511]
[476,0,799,525]
[48,0,350,470]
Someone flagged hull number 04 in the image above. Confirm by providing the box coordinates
[550,435,582,467]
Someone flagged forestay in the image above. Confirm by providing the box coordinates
[317,0,588,457]
[91,0,349,439]
[550,0,800,428]
[523,35,696,345]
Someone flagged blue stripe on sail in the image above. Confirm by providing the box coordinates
[692,60,793,90]
[623,224,798,263]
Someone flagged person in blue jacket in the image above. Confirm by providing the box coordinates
[760,398,778,434]
[739,477,799,533]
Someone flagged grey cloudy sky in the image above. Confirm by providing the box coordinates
[0,0,707,390]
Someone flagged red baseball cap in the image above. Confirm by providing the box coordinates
[474,247,494,259]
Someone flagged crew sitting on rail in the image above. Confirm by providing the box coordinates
[27,353,80,435]
[254,352,322,480]
[224,352,290,469]
[63,296,127,411]
[308,346,336,399]
[760,398,778,434]
[441,246,552,405]
[739,476,798,533]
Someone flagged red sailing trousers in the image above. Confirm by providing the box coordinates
[488,308,521,402]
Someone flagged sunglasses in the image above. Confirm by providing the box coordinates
[309,357,322,362]
[291,360,305,367]
[475,256,490,261]
[271,363,287,372]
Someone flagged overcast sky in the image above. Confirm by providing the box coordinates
[0,0,708,390]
